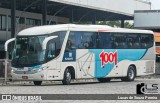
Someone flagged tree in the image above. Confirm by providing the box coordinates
[97,21,133,29]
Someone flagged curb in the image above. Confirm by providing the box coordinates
[137,74,160,79]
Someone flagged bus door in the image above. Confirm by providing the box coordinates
[65,31,96,79]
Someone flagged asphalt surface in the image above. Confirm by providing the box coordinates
[0,78,160,103]
[0,78,159,94]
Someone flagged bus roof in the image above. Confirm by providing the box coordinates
[17,24,153,36]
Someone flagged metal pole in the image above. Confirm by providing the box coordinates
[121,20,125,28]
[11,0,16,38]
[92,14,96,24]
[5,51,8,82]
[70,7,74,23]
[42,0,47,25]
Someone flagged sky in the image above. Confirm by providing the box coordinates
[150,0,160,10]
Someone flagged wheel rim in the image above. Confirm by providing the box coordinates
[128,68,134,79]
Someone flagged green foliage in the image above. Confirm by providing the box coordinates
[124,22,133,29]
[97,21,133,29]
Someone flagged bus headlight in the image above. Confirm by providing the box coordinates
[11,69,15,73]
[38,66,47,72]
[38,67,43,72]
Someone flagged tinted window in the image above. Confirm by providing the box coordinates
[0,15,6,30]
[66,31,97,50]
[16,17,25,24]
[66,32,76,50]
[26,18,30,25]
[141,34,153,48]
[35,19,41,26]
[26,18,41,26]
[2,15,6,30]
[30,19,34,25]
[98,32,113,49]
[0,16,1,30]
[82,32,97,49]
[113,33,127,49]
[49,31,66,56]
[66,32,153,49]
[8,16,11,31]
[127,34,140,49]
[47,21,56,25]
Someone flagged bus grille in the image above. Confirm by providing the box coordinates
[13,70,37,74]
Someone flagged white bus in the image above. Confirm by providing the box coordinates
[7,24,155,85]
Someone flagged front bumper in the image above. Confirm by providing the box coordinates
[11,71,45,81]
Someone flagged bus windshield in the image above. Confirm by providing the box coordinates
[12,36,47,67]
[11,31,66,68]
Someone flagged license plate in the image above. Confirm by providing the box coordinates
[22,76,28,79]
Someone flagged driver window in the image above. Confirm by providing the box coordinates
[47,41,56,61]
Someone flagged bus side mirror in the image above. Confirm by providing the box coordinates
[42,36,58,50]
[5,38,16,52]
[5,38,16,59]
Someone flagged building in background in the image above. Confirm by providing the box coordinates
[0,0,152,78]
[134,10,160,60]
[0,0,151,59]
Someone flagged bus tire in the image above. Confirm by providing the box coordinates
[62,69,72,85]
[121,65,136,82]
[33,81,42,86]
[97,78,111,83]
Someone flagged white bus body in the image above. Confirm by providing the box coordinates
[9,24,155,85]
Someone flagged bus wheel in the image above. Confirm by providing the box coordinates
[121,66,136,82]
[97,78,111,83]
[33,81,42,86]
[62,69,72,85]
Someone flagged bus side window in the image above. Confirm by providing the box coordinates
[141,34,153,48]
[98,32,112,49]
[82,32,96,49]
[127,34,140,49]
[66,39,73,50]
[49,31,67,55]
[66,32,76,50]
[66,31,97,50]
[113,33,127,49]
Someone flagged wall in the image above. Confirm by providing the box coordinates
[0,8,69,41]
[50,0,151,16]
[134,10,160,28]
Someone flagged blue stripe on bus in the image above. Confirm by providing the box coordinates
[89,49,147,78]
[27,65,42,72]
[31,65,42,69]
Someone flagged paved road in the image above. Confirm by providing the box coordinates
[0,78,160,94]
[0,78,160,103]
